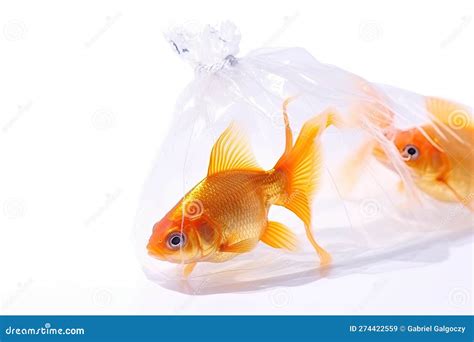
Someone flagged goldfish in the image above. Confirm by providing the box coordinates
[372,97,474,209]
[147,99,334,276]
[339,86,474,210]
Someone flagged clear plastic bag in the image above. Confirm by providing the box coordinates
[134,22,473,294]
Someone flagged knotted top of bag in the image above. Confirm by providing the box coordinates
[166,22,240,74]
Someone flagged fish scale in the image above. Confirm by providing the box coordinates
[194,170,280,262]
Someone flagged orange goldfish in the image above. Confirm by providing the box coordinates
[340,89,474,210]
[147,99,334,276]
[372,97,474,208]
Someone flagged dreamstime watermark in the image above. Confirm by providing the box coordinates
[84,189,121,226]
[84,12,122,48]
[183,199,204,219]
[354,278,388,313]
[2,100,33,133]
[262,12,300,46]
[92,289,113,307]
[447,109,471,130]
[3,21,27,42]
[359,21,383,43]
[266,95,294,129]
[269,288,291,308]
[437,192,473,229]
[440,16,471,48]
[3,198,26,219]
[4,323,85,336]
[269,111,286,128]
[448,287,471,307]
[359,198,382,219]
[91,109,117,130]
[173,277,211,313]
[1,278,34,310]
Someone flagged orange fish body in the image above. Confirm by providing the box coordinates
[337,81,473,210]
[176,170,285,264]
[147,99,334,276]
[380,98,474,205]
[370,97,474,208]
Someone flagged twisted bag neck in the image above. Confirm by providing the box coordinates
[166,22,240,74]
[194,54,237,74]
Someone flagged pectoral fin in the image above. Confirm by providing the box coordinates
[261,221,298,251]
[183,262,197,278]
[220,239,256,253]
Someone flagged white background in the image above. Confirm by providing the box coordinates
[0,0,472,314]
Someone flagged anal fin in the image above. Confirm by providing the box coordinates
[183,262,197,278]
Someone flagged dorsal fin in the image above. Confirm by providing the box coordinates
[426,97,472,128]
[207,122,262,176]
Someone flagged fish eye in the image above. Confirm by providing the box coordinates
[402,144,419,161]
[167,232,186,249]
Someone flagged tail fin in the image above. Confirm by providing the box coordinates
[274,101,336,265]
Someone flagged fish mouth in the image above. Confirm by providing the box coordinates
[146,243,166,260]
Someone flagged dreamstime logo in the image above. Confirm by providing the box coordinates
[173,277,210,313]
[359,21,383,43]
[269,288,291,308]
[447,109,471,130]
[2,278,34,310]
[440,16,471,48]
[270,112,286,128]
[359,198,381,219]
[2,100,33,133]
[183,199,204,219]
[91,109,117,130]
[3,21,27,41]
[84,12,122,48]
[354,278,388,312]
[263,12,300,46]
[92,289,113,307]
[3,198,26,219]
[438,192,473,229]
[449,287,471,307]
[267,95,294,129]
